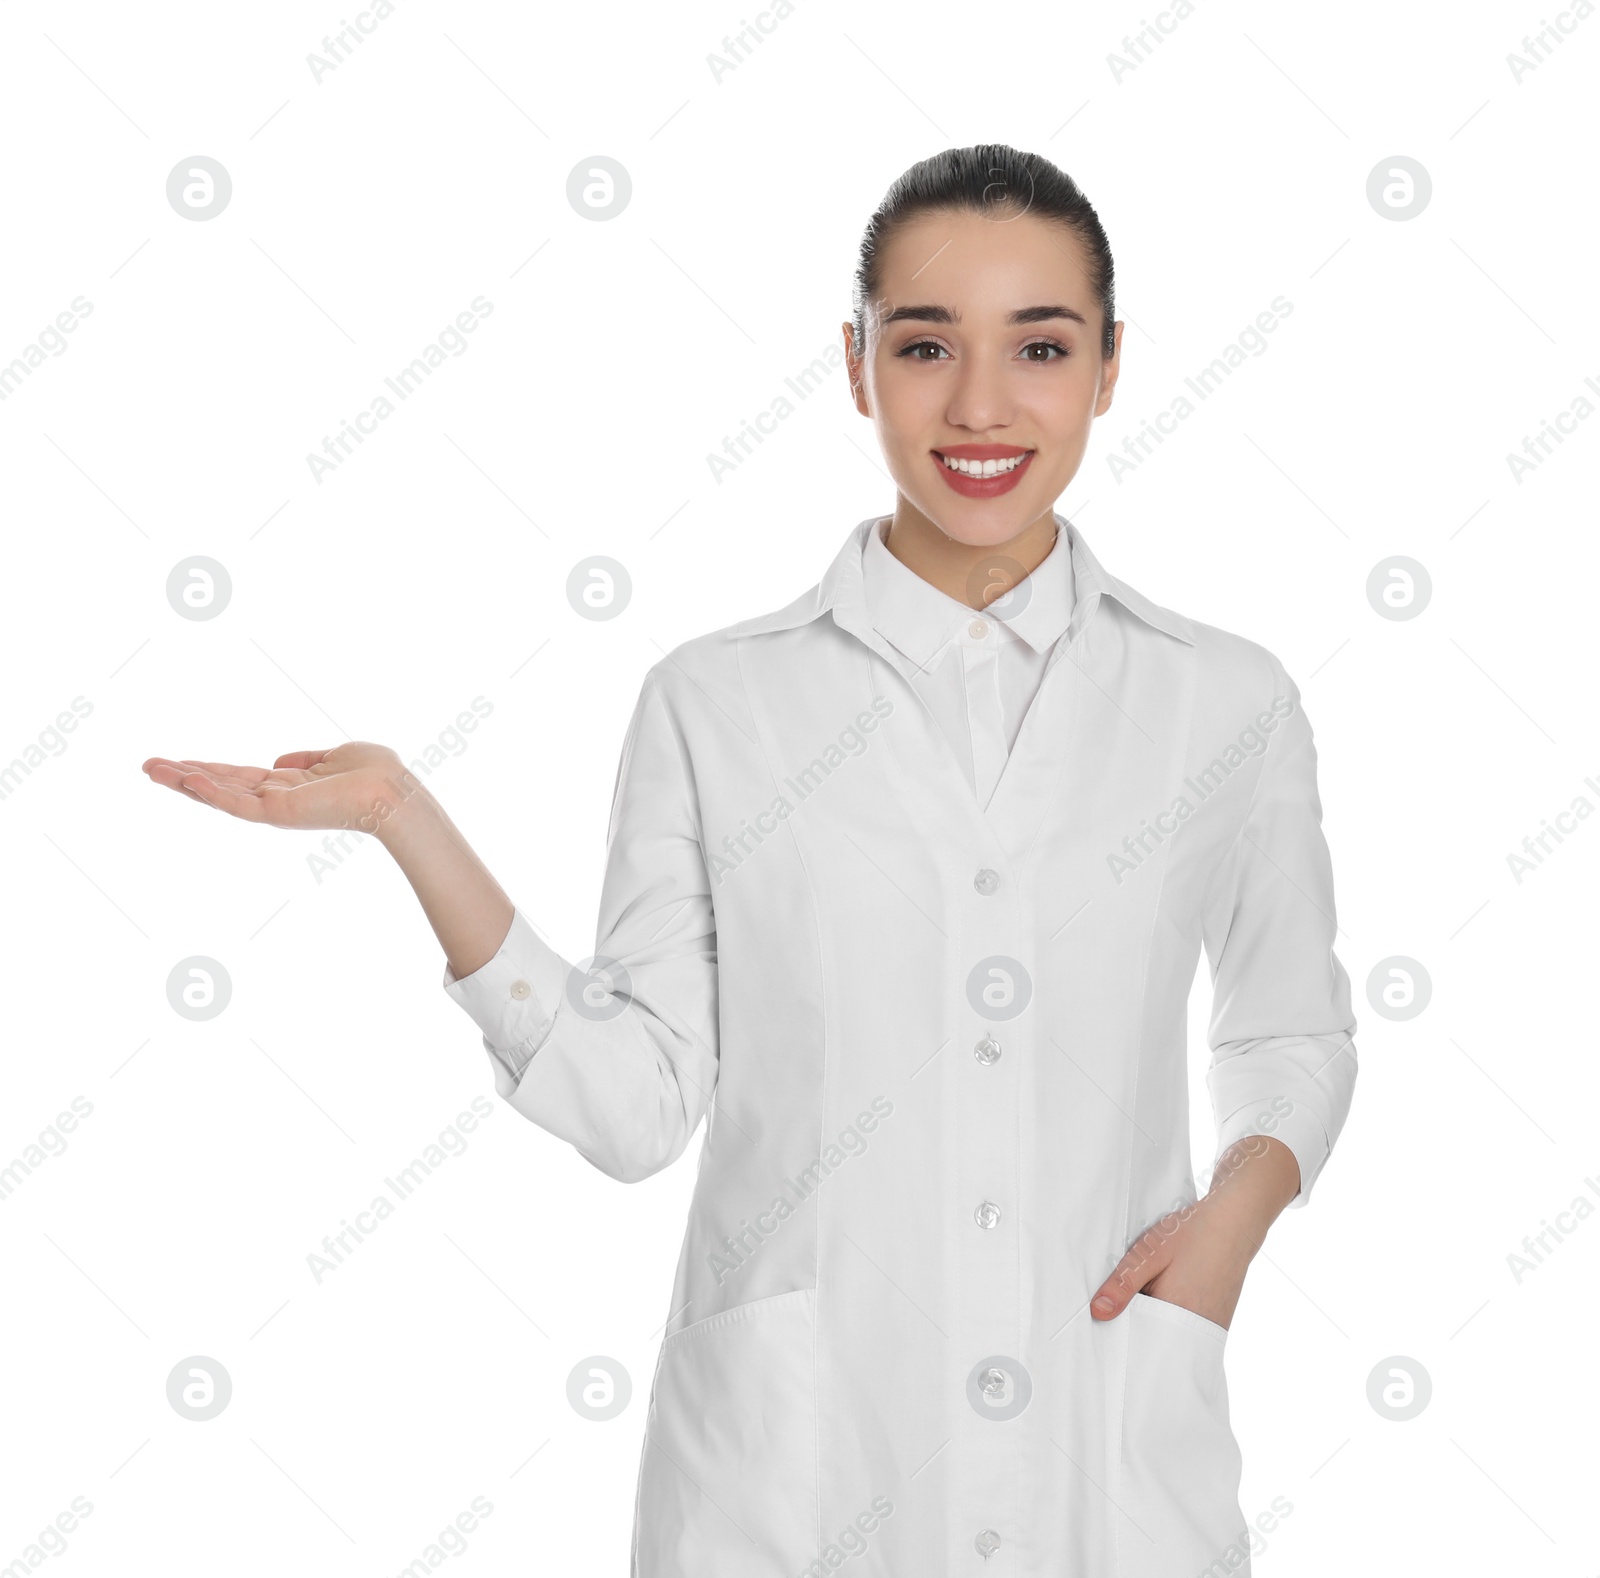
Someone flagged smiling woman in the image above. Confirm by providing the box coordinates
[842,148,1125,598]
[143,141,1357,1578]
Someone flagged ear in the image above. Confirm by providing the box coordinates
[1092,318,1124,417]
[843,321,870,417]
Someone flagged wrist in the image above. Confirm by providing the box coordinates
[1202,1136,1299,1255]
[363,763,439,850]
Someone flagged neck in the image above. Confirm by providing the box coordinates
[882,499,1059,611]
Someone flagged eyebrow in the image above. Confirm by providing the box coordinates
[877,303,1089,329]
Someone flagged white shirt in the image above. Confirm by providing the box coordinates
[860,516,1075,808]
[443,511,1358,1576]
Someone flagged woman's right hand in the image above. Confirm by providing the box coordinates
[142,741,419,838]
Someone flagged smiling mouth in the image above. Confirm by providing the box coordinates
[931,447,1036,497]
[933,448,1035,478]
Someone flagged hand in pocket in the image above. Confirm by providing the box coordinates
[1091,1136,1304,1329]
[1089,1196,1254,1330]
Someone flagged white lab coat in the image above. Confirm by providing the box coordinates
[444,513,1358,1576]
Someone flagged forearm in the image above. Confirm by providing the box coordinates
[371,776,515,982]
[1203,1134,1302,1257]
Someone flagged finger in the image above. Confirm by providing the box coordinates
[144,759,212,796]
[147,757,306,800]
[1090,1239,1171,1321]
[171,759,278,786]
[146,757,260,785]
[272,749,334,770]
[174,759,302,795]
[172,769,269,823]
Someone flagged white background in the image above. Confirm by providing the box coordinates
[2,0,1596,1572]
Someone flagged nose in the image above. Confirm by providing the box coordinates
[942,346,1016,435]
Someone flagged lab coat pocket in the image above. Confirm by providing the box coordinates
[635,1286,818,1578]
[1133,1288,1230,1342]
[1117,1292,1248,1578]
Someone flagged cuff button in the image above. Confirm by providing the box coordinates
[509,979,532,1000]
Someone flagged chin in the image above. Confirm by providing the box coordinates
[912,494,1053,549]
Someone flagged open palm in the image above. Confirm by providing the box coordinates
[142,740,409,835]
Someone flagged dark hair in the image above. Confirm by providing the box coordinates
[850,144,1117,360]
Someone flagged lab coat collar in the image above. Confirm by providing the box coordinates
[859,514,1075,667]
[727,512,1197,648]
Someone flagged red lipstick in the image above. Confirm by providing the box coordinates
[932,443,1035,499]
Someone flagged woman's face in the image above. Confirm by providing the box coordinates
[847,206,1122,549]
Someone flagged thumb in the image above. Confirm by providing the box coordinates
[1090,1235,1170,1322]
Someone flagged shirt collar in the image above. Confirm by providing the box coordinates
[858,514,1075,669]
[727,512,1197,649]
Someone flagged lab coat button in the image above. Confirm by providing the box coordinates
[967,1355,1033,1420]
[975,1528,1001,1558]
[973,867,1000,895]
[974,1200,1002,1230]
[509,979,532,1000]
[969,619,990,639]
[974,1034,1002,1065]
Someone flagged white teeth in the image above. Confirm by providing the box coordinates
[941,452,1030,476]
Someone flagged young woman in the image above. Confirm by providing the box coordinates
[144,145,1357,1577]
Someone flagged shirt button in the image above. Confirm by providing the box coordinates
[967,1354,1033,1419]
[968,619,989,639]
[975,1528,1002,1559]
[973,867,999,895]
[974,1200,1002,1230]
[974,1034,1002,1065]
[509,980,532,1000]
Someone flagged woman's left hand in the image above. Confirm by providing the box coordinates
[1088,1135,1302,1330]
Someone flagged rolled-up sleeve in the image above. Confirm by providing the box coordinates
[441,665,718,1183]
[442,908,569,1096]
[1201,657,1358,1208]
